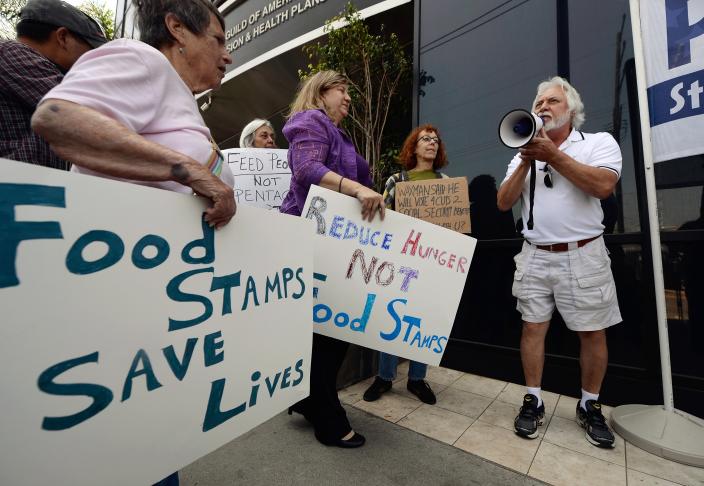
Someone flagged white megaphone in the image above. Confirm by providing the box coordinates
[498,109,544,148]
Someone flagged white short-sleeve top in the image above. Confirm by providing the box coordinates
[501,129,622,245]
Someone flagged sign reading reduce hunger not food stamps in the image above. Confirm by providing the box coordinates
[301,186,476,366]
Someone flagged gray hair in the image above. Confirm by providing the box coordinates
[239,119,274,148]
[533,76,585,130]
[132,0,224,50]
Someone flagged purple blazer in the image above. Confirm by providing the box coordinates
[280,109,373,216]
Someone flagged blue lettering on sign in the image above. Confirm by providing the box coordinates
[0,178,312,431]
[37,352,113,431]
[648,69,704,126]
[121,349,163,401]
[380,298,448,353]
[666,0,704,69]
[132,234,170,269]
[162,338,198,381]
[181,216,215,264]
[202,358,305,432]
[166,267,214,331]
[312,272,327,299]
[313,292,376,332]
[210,271,242,315]
[329,215,344,239]
[203,330,225,366]
[66,230,125,275]
[381,298,421,341]
[0,183,65,288]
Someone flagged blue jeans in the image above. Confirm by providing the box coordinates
[378,353,427,381]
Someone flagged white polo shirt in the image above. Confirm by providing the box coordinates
[501,129,622,245]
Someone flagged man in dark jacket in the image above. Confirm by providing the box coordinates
[0,0,106,169]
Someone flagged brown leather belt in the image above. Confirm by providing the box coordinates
[530,234,601,252]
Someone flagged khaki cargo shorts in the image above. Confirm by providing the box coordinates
[511,236,622,331]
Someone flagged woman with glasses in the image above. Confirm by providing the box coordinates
[239,118,277,148]
[282,70,385,449]
[363,124,449,405]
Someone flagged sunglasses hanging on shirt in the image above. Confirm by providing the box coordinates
[541,163,553,188]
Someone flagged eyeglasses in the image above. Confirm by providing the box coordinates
[418,135,440,144]
[541,164,553,188]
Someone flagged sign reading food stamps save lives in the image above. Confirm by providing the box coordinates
[0,159,312,486]
[395,177,471,234]
[224,148,291,209]
[301,186,477,366]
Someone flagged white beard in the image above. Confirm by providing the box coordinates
[542,111,571,131]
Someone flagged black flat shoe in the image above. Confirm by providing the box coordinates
[335,432,366,448]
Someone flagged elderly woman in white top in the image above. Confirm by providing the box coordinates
[32,0,235,229]
[239,118,277,148]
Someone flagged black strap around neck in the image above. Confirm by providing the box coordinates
[527,160,536,230]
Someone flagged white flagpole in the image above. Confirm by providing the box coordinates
[629,0,674,413]
[610,0,704,467]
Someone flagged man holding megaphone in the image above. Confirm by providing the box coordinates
[497,77,622,449]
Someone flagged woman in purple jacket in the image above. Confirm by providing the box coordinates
[282,70,384,448]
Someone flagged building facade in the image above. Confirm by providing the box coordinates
[115,0,704,417]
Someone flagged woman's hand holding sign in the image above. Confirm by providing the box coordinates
[354,185,385,222]
[319,171,385,223]
[182,162,236,229]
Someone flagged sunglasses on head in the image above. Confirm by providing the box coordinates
[541,164,553,188]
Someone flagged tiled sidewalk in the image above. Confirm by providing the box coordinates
[339,363,704,486]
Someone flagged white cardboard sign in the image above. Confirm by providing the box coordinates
[301,186,476,366]
[0,159,312,486]
[223,148,291,209]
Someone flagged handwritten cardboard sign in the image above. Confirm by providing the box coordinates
[395,177,471,234]
[0,159,312,486]
[223,148,291,210]
[301,186,476,366]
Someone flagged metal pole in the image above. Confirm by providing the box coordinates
[628,0,674,411]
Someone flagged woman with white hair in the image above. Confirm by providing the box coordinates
[239,118,277,148]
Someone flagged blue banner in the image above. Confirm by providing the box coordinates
[648,69,704,127]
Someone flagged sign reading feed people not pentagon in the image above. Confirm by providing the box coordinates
[0,159,312,486]
[301,186,477,366]
[224,148,291,210]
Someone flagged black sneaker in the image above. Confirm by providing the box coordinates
[363,377,392,402]
[576,400,615,448]
[514,394,545,439]
[407,379,436,404]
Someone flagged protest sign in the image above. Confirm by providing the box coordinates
[301,186,476,366]
[224,148,291,209]
[638,0,704,162]
[0,159,312,486]
[395,177,471,233]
